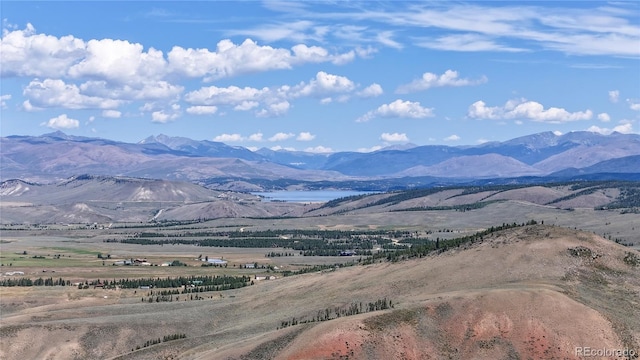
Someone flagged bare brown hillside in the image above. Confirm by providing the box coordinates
[1,225,639,360]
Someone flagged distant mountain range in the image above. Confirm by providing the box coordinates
[2,131,639,189]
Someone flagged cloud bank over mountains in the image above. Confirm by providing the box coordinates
[1,1,638,152]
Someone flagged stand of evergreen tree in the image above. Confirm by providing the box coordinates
[278,298,394,329]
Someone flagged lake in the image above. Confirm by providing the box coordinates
[251,190,377,203]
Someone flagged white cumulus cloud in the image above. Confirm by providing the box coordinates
[357,99,434,122]
[586,123,634,135]
[184,85,268,106]
[269,132,295,141]
[380,132,409,142]
[291,44,331,62]
[597,113,611,122]
[102,109,121,118]
[297,132,315,141]
[468,99,592,123]
[290,71,356,98]
[234,101,260,111]
[356,145,384,153]
[185,84,289,117]
[68,38,167,84]
[270,145,297,151]
[609,90,619,103]
[396,69,487,93]
[183,71,377,118]
[42,114,79,129]
[444,134,461,141]
[213,133,244,142]
[1,23,86,78]
[23,78,122,110]
[304,145,334,153]
[256,101,291,117]
[151,111,176,123]
[79,80,183,102]
[2,24,367,118]
[151,104,180,123]
[167,39,356,81]
[357,83,383,98]
[186,105,218,115]
[0,94,11,109]
[628,99,640,111]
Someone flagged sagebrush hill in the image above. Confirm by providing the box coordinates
[1,225,638,359]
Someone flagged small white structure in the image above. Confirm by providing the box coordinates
[207,258,227,265]
[4,271,24,276]
[255,275,277,281]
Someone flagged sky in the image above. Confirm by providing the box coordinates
[1,1,639,153]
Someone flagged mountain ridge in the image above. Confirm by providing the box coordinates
[2,131,639,186]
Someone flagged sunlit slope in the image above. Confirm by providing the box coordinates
[1,225,638,359]
[197,225,640,359]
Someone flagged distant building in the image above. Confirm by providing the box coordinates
[255,275,277,281]
[244,263,256,269]
[4,271,24,276]
[207,258,227,265]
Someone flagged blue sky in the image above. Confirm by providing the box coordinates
[1,1,639,152]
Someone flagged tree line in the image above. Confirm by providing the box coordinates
[0,277,70,287]
[132,333,186,352]
[362,220,540,264]
[278,298,394,329]
[1,275,251,289]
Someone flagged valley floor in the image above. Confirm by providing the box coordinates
[1,225,639,359]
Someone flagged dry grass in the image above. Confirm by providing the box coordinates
[1,224,639,359]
